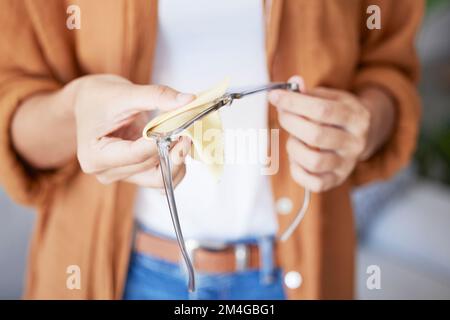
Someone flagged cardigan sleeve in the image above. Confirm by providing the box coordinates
[350,0,424,186]
[0,0,78,206]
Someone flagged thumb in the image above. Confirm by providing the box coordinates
[123,84,195,113]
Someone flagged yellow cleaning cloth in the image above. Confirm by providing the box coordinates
[143,79,229,180]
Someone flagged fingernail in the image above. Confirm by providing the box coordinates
[176,93,195,104]
[269,91,280,104]
[288,75,301,83]
[288,75,306,92]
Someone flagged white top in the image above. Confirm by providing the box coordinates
[135,0,277,241]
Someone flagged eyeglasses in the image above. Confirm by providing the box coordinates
[145,82,310,292]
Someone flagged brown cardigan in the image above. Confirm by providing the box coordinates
[0,0,423,299]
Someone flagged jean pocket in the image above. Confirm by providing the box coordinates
[124,252,189,299]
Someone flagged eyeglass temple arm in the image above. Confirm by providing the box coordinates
[156,138,196,292]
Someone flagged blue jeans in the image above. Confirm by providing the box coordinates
[123,237,286,300]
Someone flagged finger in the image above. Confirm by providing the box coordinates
[269,90,352,128]
[169,136,192,167]
[95,156,160,184]
[286,137,342,174]
[79,137,158,173]
[153,138,190,188]
[109,112,150,140]
[114,83,195,116]
[171,163,187,188]
[278,111,358,154]
[92,136,190,181]
[289,162,338,193]
[122,137,189,187]
[125,161,186,189]
[302,87,366,136]
[162,163,187,190]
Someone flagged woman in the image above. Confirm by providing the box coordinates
[0,0,422,299]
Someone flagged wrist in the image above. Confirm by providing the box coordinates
[10,79,81,170]
[55,77,84,122]
[357,86,396,161]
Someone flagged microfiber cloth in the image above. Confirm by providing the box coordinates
[143,79,229,180]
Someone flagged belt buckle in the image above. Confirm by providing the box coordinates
[184,240,250,272]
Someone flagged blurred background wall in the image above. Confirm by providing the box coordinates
[1,0,449,299]
[355,0,450,299]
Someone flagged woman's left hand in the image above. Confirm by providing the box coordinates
[269,76,390,192]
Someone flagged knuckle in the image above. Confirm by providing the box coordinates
[171,163,184,177]
[174,166,187,184]
[317,102,333,119]
[340,93,356,106]
[130,145,153,165]
[134,150,150,164]
[357,107,371,136]
[329,154,340,168]
[309,127,323,145]
[146,156,160,169]
[308,153,324,172]
[341,93,354,103]
[154,85,172,101]
[355,138,367,156]
[278,114,294,135]
[149,85,166,103]
[347,134,366,157]
[79,162,93,174]
[362,106,371,122]
[286,137,296,154]
[96,175,112,185]
[153,84,166,95]
[291,172,302,187]
[337,134,349,150]
[278,112,288,127]
[289,162,297,175]
[340,108,352,125]
[77,153,96,174]
[289,164,301,183]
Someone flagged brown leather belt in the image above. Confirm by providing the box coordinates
[135,231,279,273]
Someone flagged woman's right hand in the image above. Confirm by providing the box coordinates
[73,74,194,188]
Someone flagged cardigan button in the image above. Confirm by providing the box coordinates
[284,271,303,289]
[276,197,293,215]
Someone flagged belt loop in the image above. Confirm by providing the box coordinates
[258,236,275,284]
[131,222,138,250]
[235,244,250,272]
